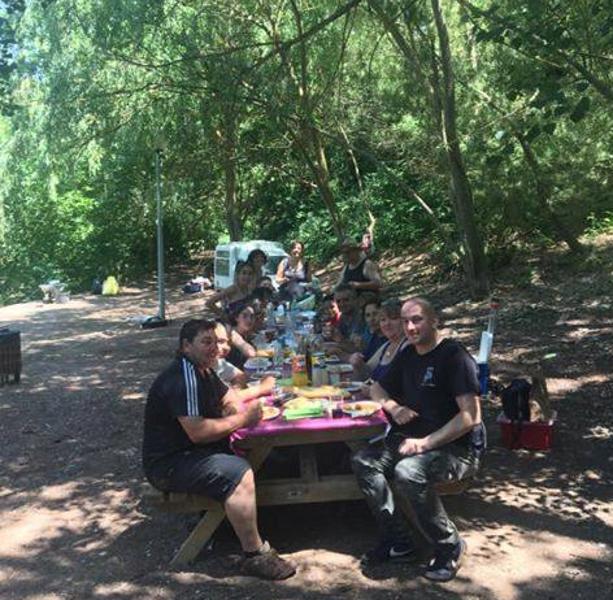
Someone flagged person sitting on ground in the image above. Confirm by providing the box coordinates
[205,262,255,316]
[322,284,366,356]
[246,249,268,288]
[351,297,485,582]
[350,298,406,382]
[142,319,296,580]
[336,237,382,297]
[276,240,311,301]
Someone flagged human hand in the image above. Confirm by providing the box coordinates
[390,405,418,425]
[243,400,263,427]
[258,375,276,394]
[398,437,430,456]
[349,352,365,368]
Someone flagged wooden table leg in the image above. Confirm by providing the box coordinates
[170,444,274,566]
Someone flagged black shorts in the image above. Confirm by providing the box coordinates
[147,449,251,503]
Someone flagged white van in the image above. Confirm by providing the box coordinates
[213,240,288,289]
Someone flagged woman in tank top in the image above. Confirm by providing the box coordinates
[276,240,311,300]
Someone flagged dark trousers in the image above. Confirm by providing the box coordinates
[351,440,479,553]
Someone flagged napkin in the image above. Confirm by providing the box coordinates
[283,406,324,420]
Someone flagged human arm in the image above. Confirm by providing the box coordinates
[398,392,481,456]
[178,388,262,444]
[348,260,382,292]
[370,381,419,425]
[349,352,371,381]
[231,375,275,402]
[231,329,257,359]
[229,370,248,388]
[205,286,232,312]
[276,258,288,284]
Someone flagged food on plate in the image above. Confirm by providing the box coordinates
[338,381,364,392]
[283,397,322,411]
[289,385,350,398]
[261,405,281,420]
[342,400,381,416]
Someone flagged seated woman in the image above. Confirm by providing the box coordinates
[226,301,259,369]
[360,298,386,361]
[205,261,254,315]
[276,240,311,301]
[349,298,407,383]
[246,249,268,288]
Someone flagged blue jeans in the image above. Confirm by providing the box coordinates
[351,438,479,553]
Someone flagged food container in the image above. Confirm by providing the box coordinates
[497,411,557,450]
[328,364,341,385]
[310,352,328,386]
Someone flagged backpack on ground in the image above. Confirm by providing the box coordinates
[501,378,531,422]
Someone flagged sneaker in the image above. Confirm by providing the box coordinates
[423,538,466,582]
[241,541,296,580]
[360,539,417,566]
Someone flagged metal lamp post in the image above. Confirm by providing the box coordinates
[142,140,168,329]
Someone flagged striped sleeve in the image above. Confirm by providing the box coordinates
[180,358,201,417]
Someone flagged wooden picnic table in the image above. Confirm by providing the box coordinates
[165,409,388,565]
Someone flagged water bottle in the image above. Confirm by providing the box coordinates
[273,338,283,368]
[266,302,275,328]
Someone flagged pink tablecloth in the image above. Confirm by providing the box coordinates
[231,410,389,446]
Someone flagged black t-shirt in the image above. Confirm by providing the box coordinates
[379,338,482,448]
[142,356,230,473]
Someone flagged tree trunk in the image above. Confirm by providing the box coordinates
[218,106,242,241]
[431,0,489,298]
[282,0,345,241]
[516,136,584,253]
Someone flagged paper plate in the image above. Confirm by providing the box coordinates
[244,357,271,370]
[342,400,381,417]
[262,406,281,420]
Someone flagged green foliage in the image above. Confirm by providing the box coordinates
[0,0,611,304]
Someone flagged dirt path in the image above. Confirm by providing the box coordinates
[0,241,611,600]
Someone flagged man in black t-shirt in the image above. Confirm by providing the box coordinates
[352,298,485,582]
[142,319,295,580]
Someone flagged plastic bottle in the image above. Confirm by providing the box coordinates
[273,338,283,368]
[305,337,312,384]
[266,302,276,328]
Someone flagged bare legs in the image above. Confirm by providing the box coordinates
[224,468,263,552]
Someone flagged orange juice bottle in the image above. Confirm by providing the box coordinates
[291,354,309,387]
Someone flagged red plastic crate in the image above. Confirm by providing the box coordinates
[497,412,556,450]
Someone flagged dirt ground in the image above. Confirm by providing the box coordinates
[1,237,612,600]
